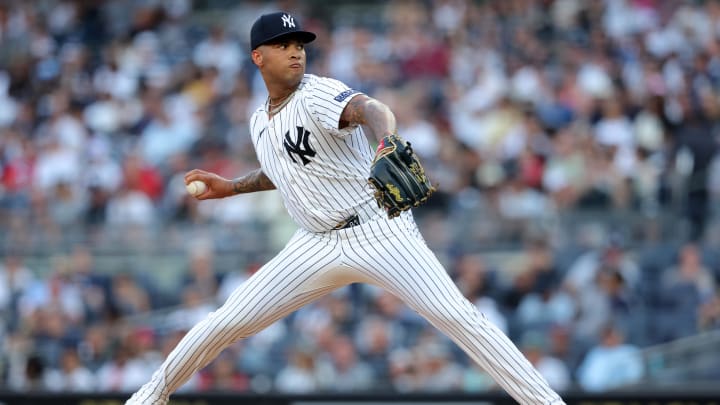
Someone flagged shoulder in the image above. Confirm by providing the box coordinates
[249,110,265,137]
[302,74,347,88]
[250,106,263,118]
[249,110,260,126]
[300,74,358,101]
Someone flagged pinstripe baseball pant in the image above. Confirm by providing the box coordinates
[127,211,565,405]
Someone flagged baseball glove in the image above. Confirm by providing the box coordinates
[368,134,436,219]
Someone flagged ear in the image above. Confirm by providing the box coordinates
[251,49,263,67]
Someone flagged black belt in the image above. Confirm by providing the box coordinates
[333,214,361,230]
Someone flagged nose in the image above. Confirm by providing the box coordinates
[288,45,303,59]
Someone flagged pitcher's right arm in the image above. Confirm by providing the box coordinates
[184,168,276,200]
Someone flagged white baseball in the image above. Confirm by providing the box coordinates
[186,180,207,196]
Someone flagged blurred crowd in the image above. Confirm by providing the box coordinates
[2,0,720,396]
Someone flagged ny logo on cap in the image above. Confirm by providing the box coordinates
[281,14,295,28]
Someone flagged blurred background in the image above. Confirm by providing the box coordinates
[1,0,720,400]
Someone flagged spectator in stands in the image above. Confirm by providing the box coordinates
[515,282,575,334]
[369,288,427,337]
[77,324,113,372]
[291,294,341,340]
[541,126,588,209]
[387,348,416,392]
[46,180,85,226]
[670,89,720,241]
[109,272,151,317]
[452,254,507,333]
[105,182,156,226]
[461,361,496,393]
[519,331,571,392]
[564,233,640,294]
[167,285,216,332]
[96,343,147,392]
[123,327,162,388]
[18,256,85,325]
[576,324,643,392]
[82,137,122,196]
[0,253,34,329]
[180,243,223,302]
[317,334,375,392]
[8,353,47,391]
[32,133,81,199]
[192,26,243,83]
[119,153,164,202]
[274,344,321,393]
[197,349,249,392]
[658,242,717,340]
[698,292,720,332]
[593,98,636,180]
[598,269,637,338]
[411,336,464,392]
[67,244,112,323]
[353,315,396,387]
[0,128,34,215]
[43,346,95,392]
[136,89,199,168]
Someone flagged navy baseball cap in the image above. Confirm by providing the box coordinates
[250,12,316,50]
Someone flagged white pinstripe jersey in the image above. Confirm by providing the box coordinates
[249,74,378,232]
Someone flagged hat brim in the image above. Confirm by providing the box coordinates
[253,31,316,49]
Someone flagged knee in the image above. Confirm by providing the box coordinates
[207,307,256,339]
[422,298,483,328]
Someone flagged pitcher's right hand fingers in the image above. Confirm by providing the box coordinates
[184,169,233,200]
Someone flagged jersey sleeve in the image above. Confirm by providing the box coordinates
[248,110,261,147]
[305,76,363,136]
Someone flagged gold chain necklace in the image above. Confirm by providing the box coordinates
[267,90,296,113]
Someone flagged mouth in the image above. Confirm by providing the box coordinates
[290,63,303,69]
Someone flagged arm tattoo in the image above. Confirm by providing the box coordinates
[340,95,397,142]
[231,168,276,194]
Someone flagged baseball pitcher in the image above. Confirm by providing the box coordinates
[126,11,565,405]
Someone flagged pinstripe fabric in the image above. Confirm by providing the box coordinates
[337,212,564,405]
[127,229,358,404]
[127,73,565,404]
[128,211,565,405]
[249,74,377,233]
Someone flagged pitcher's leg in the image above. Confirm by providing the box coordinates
[127,231,345,404]
[344,216,564,405]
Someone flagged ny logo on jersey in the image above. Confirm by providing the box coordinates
[281,14,295,28]
[284,126,316,165]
